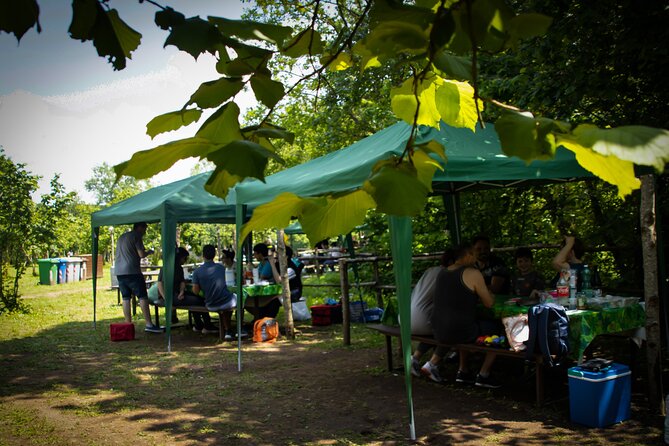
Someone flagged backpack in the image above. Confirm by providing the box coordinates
[525,303,570,367]
[253,317,279,343]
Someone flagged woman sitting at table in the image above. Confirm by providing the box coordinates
[269,246,304,303]
[420,242,503,388]
[251,243,281,318]
[158,247,218,334]
[220,249,236,287]
[252,243,274,283]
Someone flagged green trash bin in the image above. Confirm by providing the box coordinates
[37,259,59,285]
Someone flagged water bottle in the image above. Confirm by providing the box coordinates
[582,264,592,297]
[557,268,569,306]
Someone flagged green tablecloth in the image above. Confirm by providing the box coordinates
[242,284,282,298]
[480,296,646,361]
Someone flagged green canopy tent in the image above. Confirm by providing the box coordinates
[90,172,258,357]
[234,120,595,439]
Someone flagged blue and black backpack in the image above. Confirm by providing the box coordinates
[525,303,570,367]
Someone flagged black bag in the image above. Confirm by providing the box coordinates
[525,303,570,367]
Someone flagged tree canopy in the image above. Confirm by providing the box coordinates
[3,0,668,245]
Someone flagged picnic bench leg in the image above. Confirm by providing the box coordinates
[188,311,193,328]
[218,311,223,341]
[385,334,394,371]
[153,304,160,327]
[535,361,545,407]
[117,288,120,305]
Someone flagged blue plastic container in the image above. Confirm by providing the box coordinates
[568,362,631,427]
[57,259,67,284]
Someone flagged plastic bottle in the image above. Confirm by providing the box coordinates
[557,268,569,306]
[568,268,577,310]
[591,265,603,297]
[581,264,592,297]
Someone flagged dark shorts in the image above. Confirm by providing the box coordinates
[117,274,148,300]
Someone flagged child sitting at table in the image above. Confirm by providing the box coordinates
[510,247,545,304]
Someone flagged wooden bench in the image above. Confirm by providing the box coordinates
[149,300,232,342]
[366,323,546,406]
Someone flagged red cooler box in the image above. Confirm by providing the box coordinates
[110,323,135,341]
[310,304,342,326]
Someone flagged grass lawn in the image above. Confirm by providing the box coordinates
[0,269,663,445]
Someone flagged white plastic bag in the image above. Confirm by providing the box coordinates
[502,314,529,352]
[292,299,311,321]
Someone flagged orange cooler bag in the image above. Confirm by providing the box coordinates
[110,323,135,341]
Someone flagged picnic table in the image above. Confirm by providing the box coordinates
[478,296,646,362]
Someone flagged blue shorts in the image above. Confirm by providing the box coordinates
[117,274,148,300]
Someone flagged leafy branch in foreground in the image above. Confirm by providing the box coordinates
[4,0,667,245]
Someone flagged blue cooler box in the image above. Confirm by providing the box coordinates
[568,363,631,427]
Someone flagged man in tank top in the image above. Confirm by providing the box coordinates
[419,243,503,388]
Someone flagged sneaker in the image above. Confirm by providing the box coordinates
[223,331,234,341]
[144,324,162,333]
[455,370,476,384]
[201,326,219,335]
[475,374,502,389]
[193,326,203,333]
[234,329,249,339]
[420,361,443,383]
[410,358,422,377]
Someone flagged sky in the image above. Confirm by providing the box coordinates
[0,0,257,203]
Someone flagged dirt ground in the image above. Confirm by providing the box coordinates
[0,322,664,445]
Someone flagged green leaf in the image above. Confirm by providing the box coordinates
[114,137,221,180]
[108,10,141,59]
[412,148,442,190]
[470,0,514,52]
[281,28,323,57]
[363,159,429,216]
[435,79,481,131]
[68,0,97,40]
[69,4,141,70]
[209,16,292,45]
[429,8,455,50]
[195,102,243,144]
[154,7,185,30]
[364,21,429,58]
[300,190,376,243]
[506,13,552,47]
[206,140,284,183]
[187,77,244,109]
[250,73,285,108]
[556,137,641,198]
[569,124,669,172]
[216,41,271,76]
[391,74,441,128]
[164,16,221,59]
[494,112,561,161]
[369,0,435,28]
[0,0,41,41]
[146,109,202,139]
[242,124,295,144]
[416,140,447,160]
[352,40,382,70]
[322,52,353,71]
[239,193,319,249]
[431,50,472,82]
[203,166,240,200]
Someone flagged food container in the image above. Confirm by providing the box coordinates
[568,363,631,427]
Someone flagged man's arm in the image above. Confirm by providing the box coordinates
[468,268,495,308]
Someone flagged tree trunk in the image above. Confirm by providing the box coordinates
[640,174,662,411]
[276,230,295,339]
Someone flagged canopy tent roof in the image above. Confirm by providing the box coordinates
[91,171,252,228]
[235,120,594,203]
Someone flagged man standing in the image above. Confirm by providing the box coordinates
[115,222,161,333]
[191,245,238,341]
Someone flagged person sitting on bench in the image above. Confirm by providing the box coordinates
[191,245,238,340]
[421,242,503,388]
[158,247,218,334]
